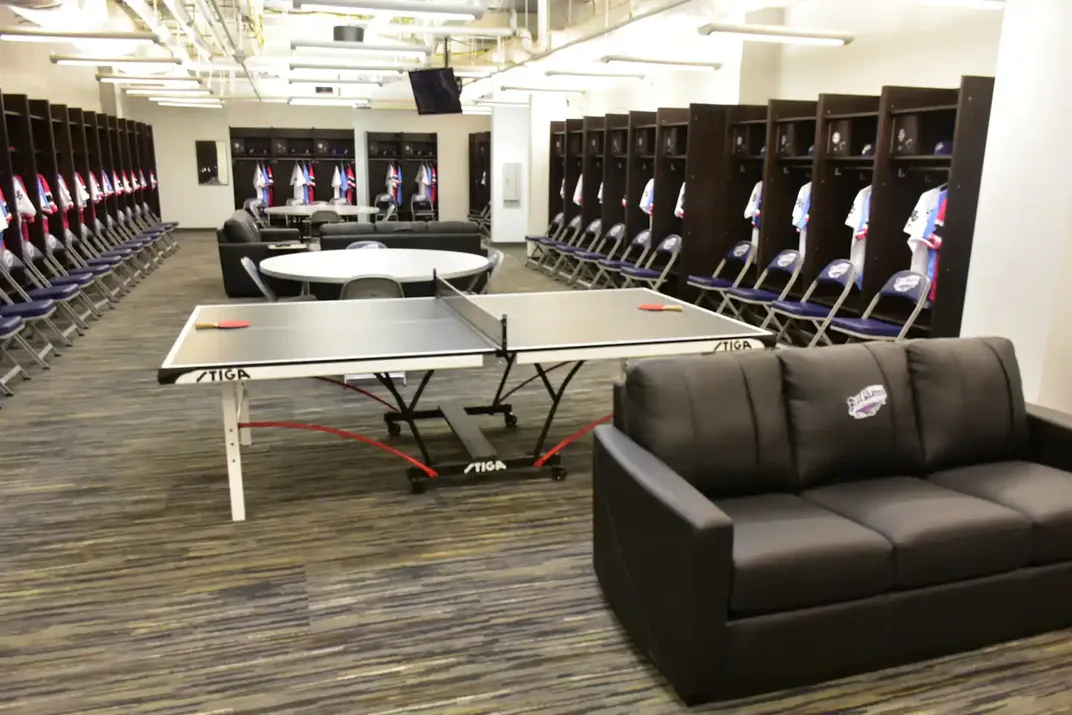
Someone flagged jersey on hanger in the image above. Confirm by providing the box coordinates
[597,182,603,205]
[744,181,763,249]
[791,182,812,257]
[920,189,947,302]
[845,185,872,288]
[345,164,355,204]
[290,163,307,202]
[331,166,342,199]
[0,187,10,236]
[904,187,943,278]
[674,182,685,219]
[640,179,654,216]
[572,174,583,206]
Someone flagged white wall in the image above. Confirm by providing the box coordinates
[0,8,103,111]
[490,105,529,244]
[126,98,490,227]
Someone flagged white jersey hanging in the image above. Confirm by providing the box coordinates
[572,174,583,206]
[904,187,943,276]
[331,166,342,199]
[559,178,565,200]
[639,179,654,216]
[416,165,431,199]
[290,163,307,202]
[791,182,812,257]
[597,182,603,205]
[674,182,685,219]
[744,181,763,249]
[845,185,872,287]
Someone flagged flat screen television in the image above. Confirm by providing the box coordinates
[408,68,463,115]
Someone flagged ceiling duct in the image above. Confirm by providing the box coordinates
[333,24,364,42]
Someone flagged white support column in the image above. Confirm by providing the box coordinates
[221,383,247,522]
[959,0,1072,410]
[490,105,531,244]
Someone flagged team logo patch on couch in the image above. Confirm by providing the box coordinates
[847,384,888,420]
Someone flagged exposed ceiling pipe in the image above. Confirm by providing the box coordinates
[485,0,694,81]
[204,0,264,99]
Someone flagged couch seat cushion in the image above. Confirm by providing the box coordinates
[929,461,1072,565]
[716,494,892,615]
[803,477,1031,589]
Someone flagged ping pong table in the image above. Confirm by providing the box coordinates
[158,276,774,521]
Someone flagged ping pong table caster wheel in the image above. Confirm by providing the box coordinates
[387,422,402,437]
[551,466,567,481]
[410,478,427,494]
[504,413,518,429]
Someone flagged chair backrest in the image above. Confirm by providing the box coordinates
[485,249,505,292]
[619,229,652,266]
[330,197,350,205]
[374,193,396,221]
[340,275,404,300]
[239,256,277,302]
[655,234,681,255]
[750,249,802,301]
[858,270,931,338]
[547,212,564,237]
[346,240,387,250]
[576,218,603,250]
[411,195,434,213]
[799,258,857,308]
[595,222,627,258]
[710,240,755,288]
[309,209,340,225]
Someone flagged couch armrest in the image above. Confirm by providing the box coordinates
[592,425,732,703]
[260,227,302,242]
[1027,403,1072,473]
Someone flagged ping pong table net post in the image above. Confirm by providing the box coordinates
[434,270,508,352]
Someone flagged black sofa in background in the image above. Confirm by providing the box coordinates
[594,337,1072,704]
[217,217,487,298]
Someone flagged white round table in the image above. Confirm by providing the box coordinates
[259,248,490,285]
[265,205,378,219]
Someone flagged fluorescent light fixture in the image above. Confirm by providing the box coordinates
[288,78,384,86]
[545,70,645,80]
[292,0,483,21]
[149,96,221,103]
[156,101,223,108]
[289,62,405,75]
[473,99,529,107]
[96,75,201,87]
[453,69,493,79]
[291,39,433,57]
[288,97,371,107]
[696,22,853,46]
[500,85,585,95]
[0,28,161,45]
[341,20,511,37]
[126,89,212,96]
[51,54,181,67]
[462,106,492,115]
[599,55,722,70]
[916,0,1003,8]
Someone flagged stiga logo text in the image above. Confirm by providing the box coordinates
[195,368,252,383]
[712,339,759,353]
[464,460,508,474]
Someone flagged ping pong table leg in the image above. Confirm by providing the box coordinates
[238,382,252,446]
[221,384,247,522]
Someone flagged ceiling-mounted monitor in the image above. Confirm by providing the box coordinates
[408,68,462,115]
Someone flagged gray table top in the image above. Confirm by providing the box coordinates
[159,288,772,384]
[265,205,377,217]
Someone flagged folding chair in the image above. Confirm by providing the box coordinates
[469,203,491,235]
[689,241,754,311]
[0,292,65,364]
[824,270,930,343]
[567,222,625,288]
[340,276,405,300]
[588,229,651,289]
[481,249,505,293]
[720,249,803,328]
[620,234,681,291]
[0,246,90,336]
[524,212,564,268]
[768,258,856,347]
[0,316,32,398]
[411,195,436,221]
[533,216,583,273]
[547,218,602,280]
[346,241,387,250]
[239,257,317,304]
[374,193,397,222]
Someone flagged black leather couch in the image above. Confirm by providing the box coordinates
[594,337,1072,704]
[319,220,484,255]
[217,209,305,298]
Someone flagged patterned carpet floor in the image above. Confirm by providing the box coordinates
[2,232,1072,714]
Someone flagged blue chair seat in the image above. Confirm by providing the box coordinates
[27,284,80,301]
[0,299,55,319]
[771,300,831,318]
[47,273,93,288]
[0,315,22,337]
[574,250,606,260]
[829,317,902,338]
[688,275,733,289]
[525,234,548,242]
[562,245,593,254]
[86,256,124,267]
[67,265,112,278]
[597,259,627,268]
[103,247,135,257]
[727,287,780,303]
[621,267,660,279]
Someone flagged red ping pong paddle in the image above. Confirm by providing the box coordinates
[638,304,683,312]
[195,320,251,330]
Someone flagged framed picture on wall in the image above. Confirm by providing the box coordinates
[196,140,230,185]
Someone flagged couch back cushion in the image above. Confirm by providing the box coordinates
[623,352,795,498]
[221,211,259,243]
[428,221,479,234]
[780,343,923,489]
[320,222,375,237]
[906,337,1027,471]
[375,221,428,234]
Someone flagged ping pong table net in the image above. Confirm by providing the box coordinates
[434,271,508,351]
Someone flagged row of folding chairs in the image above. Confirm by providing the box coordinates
[0,200,179,403]
[688,241,931,346]
[523,213,682,292]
